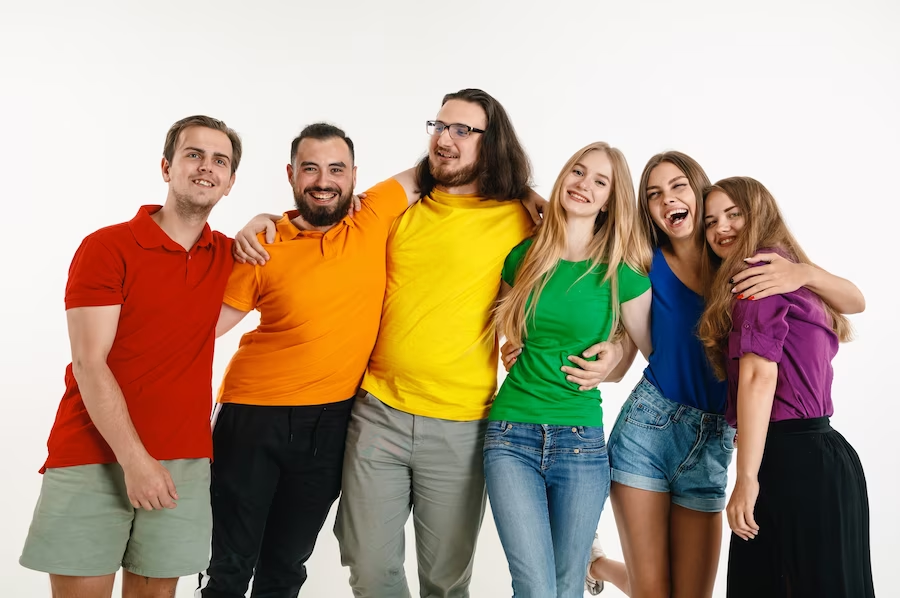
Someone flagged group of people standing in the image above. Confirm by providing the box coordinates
[19,87,873,598]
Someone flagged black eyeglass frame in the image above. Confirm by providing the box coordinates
[425,120,486,139]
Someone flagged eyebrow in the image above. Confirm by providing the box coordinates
[299,161,347,168]
[184,147,230,162]
[704,205,739,220]
[574,162,610,181]
[646,175,687,191]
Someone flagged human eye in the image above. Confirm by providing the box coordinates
[572,169,584,176]
[595,179,606,187]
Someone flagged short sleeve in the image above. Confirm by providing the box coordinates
[502,238,533,286]
[360,178,410,226]
[65,235,125,309]
[727,295,790,363]
[222,261,260,312]
[617,263,651,303]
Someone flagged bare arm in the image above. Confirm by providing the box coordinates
[68,306,178,510]
[391,167,422,207]
[620,288,652,360]
[216,303,251,338]
[727,352,778,541]
[732,253,865,314]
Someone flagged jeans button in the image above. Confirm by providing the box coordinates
[571,427,577,433]
[574,448,580,454]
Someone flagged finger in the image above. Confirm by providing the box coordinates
[743,253,773,265]
[166,476,179,502]
[566,373,601,387]
[265,222,276,245]
[129,497,142,509]
[566,355,597,370]
[357,192,368,200]
[730,266,766,285]
[149,496,165,511]
[139,498,155,511]
[580,342,609,358]
[745,507,759,533]
[503,357,517,372]
[741,283,779,301]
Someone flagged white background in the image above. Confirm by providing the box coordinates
[2,0,897,596]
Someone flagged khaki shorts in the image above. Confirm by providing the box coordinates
[20,458,211,578]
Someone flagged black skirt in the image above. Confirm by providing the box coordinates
[727,417,875,598]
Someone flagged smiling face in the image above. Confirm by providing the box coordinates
[288,136,357,228]
[645,160,697,242]
[558,149,613,220]
[704,189,746,258]
[161,126,236,216]
[427,99,486,190]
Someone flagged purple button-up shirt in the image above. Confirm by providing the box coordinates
[725,267,839,428]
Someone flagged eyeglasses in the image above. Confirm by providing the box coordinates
[426,120,485,140]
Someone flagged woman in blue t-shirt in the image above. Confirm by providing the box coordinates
[579,152,865,596]
[698,176,873,597]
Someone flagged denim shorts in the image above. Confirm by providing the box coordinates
[607,377,735,513]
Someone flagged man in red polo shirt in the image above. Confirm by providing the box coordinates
[20,115,241,598]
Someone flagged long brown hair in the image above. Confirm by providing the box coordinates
[415,88,532,200]
[697,176,853,379]
[635,151,710,253]
[495,143,651,347]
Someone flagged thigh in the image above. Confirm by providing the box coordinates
[610,483,672,598]
[21,464,133,577]
[121,570,179,598]
[257,401,353,570]
[49,574,116,598]
[333,393,414,596]
[125,459,212,579]
[546,426,611,598]
[669,505,721,598]
[483,423,556,596]
[411,415,488,597]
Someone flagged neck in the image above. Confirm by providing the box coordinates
[153,200,210,250]
[290,213,337,233]
[667,235,702,268]
[562,216,596,261]
[435,182,479,195]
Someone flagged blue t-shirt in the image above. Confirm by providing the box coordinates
[643,248,726,414]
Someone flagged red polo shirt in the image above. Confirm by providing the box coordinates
[41,205,234,471]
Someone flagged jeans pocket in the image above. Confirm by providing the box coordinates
[624,398,672,430]
[721,425,736,453]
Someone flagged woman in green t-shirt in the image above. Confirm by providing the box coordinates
[484,142,653,597]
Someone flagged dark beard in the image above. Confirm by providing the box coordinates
[294,186,353,227]
[429,155,479,189]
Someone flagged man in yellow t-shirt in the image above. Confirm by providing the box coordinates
[200,124,419,597]
[336,90,537,597]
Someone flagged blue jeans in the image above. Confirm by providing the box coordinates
[483,421,610,598]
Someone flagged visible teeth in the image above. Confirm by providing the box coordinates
[436,151,457,159]
[568,191,589,203]
[666,208,688,220]
[720,237,735,245]
[194,179,213,187]
[312,192,336,200]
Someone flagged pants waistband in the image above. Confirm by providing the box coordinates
[768,416,831,435]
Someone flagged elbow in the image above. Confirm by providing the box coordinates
[71,356,107,382]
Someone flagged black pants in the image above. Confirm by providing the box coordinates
[199,399,354,598]
[727,417,875,598]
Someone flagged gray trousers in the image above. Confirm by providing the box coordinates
[334,391,488,598]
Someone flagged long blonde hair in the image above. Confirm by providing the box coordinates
[496,142,651,347]
[697,176,853,380]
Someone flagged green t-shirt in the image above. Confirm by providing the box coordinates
[490,238,651,427]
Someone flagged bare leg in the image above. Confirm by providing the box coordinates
[589,555,631,596]
[610,483,671,598]
[669,505,721,598]
[121,571,178,598]
[50,574,115,598]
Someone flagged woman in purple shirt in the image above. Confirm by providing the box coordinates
[698,176,874,597]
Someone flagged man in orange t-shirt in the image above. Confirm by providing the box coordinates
[198,123,418,597]
[20,115,241,598]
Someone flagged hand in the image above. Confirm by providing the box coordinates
[726,476,760,541]
[347,192,366,219]
[233,214,279,265]
[521,188,548,228]
[122,454,179,511]
[731,253,809,301]
[561,341,624,391]
[500,340,522,372]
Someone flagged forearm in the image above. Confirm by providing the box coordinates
[805,264,865,314]
[735,364,777,481]
[74,362,148,465]
[606,335,637,383]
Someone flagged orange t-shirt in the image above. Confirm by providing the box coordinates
[217,179,407,407]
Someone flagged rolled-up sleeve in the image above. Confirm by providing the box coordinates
[727,296,790,363]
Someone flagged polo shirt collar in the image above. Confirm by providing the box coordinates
[277,210,356,241]
[129,205,214,251]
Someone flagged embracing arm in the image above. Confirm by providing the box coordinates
[620,288,652,361]
[68,306,178,510]
[732,253,865,314]
[216,303,251,337]
[727,352,778,541]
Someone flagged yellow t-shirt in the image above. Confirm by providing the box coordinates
[217,179,408,407]
[361,188,535,421]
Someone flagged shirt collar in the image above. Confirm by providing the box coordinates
[128,205,214,251]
